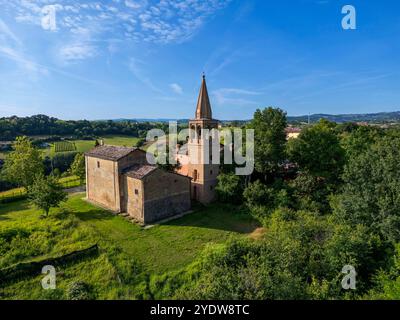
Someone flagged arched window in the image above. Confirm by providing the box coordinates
[193,169,198,181]
[190,125,196,142]
[197,125,202,141]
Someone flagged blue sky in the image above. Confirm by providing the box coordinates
[0,0,400,120]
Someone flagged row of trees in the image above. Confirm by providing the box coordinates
[0,114,170,140]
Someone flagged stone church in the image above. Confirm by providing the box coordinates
[85,75,219,224]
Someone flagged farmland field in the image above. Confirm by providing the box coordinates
[0,194,259,299]
[44,135,141,157]
[54,141,77,153]
[1,136,145,160]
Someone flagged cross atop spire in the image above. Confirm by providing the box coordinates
[195,74,212,119]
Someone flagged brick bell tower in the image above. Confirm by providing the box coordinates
[188,74,219,204]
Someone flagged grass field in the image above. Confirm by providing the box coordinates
[45,135,141,158]
[0,176,81,202]
[0,194,259,299]
[102,136,140,147]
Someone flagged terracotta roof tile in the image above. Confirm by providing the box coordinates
[195,75,212,120]
[123,164,158,180]
[85,145,136,161]
[285,127,302,133]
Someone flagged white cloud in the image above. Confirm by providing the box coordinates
[0,14,113,85]
[0,18,48,77]
[212,88,260,106]
[125,0,143,10]
[0,45,49,76]
[2,0,232,45]
[59,43,98,61]
[0,18,22,46]
[215,88,260,95]
[129,57,162,93]
[170,83,183,94]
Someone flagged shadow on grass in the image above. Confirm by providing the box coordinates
[0,201,31,216]
[164,203,261,234]
[72,208,115,222]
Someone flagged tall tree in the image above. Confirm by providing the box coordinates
[248,107,287,179]
[1,136,44,188]
[215,173,243,204]
[70,153,86,183]
[27,174,67,217]
[333,136,400,242]
[340,125,382,160]
[287,120,345,182]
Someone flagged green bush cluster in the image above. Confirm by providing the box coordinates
[0,212,93,269]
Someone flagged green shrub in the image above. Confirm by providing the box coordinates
[215,173,243,204]
[243,181,284,218]
[67,281,95,300]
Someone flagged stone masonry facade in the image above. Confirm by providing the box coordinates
[85,145,191,224]
[85,75,219,223]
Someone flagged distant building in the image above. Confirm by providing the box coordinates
[285,127,301,139]
[85,75,219,224]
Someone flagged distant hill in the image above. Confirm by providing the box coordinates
[114,111,400,124]
[287,111,400,124]
[112,118,188,123]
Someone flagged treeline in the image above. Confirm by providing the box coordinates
[0,114,170,140]
[288,111,400,124]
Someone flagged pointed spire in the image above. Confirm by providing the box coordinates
[195,74,212,119]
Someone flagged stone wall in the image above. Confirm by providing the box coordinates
[86,156,119,211]
[86,149,191,223]
[187,120,219,204]
[118,150,148,173]
[122,176,144,222]
[142,169,191,224]
[86,149,149,214]
[143,193,191,224]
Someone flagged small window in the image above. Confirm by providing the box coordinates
[210,185,213,191]
[97,161,100,168]
[193,169,198,181]
[174,179,178,183]
[134,189,139,195]
[210,170,213,175]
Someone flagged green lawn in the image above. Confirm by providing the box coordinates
[0,187,25,198]
[0,194,259,299]
[102,135,140,147]
[0,176,81,202]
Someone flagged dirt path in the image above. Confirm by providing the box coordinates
[65,186,86,194]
